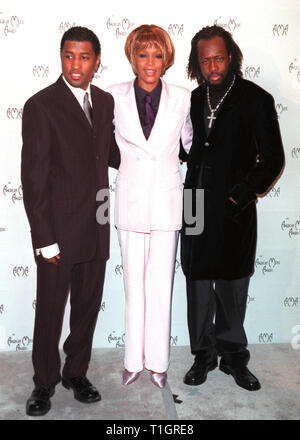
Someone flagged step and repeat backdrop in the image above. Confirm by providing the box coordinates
[0,0,299,354]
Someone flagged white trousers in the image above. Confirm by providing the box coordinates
[117,229,178,373]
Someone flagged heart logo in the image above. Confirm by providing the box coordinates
[10,16,19,29]
[122,18,130,31]
[228,19,237,32]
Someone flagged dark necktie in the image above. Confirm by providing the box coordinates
[83,92,93,126]
[145,94,155,133]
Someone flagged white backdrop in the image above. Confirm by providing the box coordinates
[0,0,299,355]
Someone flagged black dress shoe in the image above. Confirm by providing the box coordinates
[184,358,218,386]
[219,361,261,391]
[62,376,101,403]
[26,386,55,416]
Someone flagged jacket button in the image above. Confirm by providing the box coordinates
[204,142,210,147]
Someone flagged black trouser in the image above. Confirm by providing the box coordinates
[186,277,250,367]
[32,248,106,388]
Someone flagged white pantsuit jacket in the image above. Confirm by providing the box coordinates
[107,79,193,232]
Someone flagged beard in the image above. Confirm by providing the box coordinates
[207,68,233,91]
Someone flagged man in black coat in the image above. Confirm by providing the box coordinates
[21,27,120,415]
[181,25,284,391]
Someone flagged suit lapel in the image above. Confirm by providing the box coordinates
[147,80,175,149]
[56,75,93,131]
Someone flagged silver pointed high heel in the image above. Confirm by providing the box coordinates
[122,369,140,385]
[150,372,167,388]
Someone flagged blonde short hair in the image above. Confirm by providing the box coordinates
[125,24,175,75]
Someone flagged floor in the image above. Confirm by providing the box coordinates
[1,343,300,421]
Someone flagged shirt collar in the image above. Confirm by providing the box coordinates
[62,75,92,109]
[134,77,162,100]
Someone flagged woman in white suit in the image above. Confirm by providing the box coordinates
[108,24,192,388]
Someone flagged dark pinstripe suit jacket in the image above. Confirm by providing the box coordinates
[21,75,120,264]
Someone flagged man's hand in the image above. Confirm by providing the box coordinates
[228,196,238,205]
[40,251,60,265]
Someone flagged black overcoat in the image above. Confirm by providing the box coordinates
[181,76,284,280]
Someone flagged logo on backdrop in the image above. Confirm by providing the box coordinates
[106,16,135,39]
[13,266,29,277]
[108,331,125,348]
[213,17,241,32]
[3,182,23,203]
[291,146,300,159]
[7,108,23,119]
[289,59,300,82]
[265,186,280,198]
[59,22,76,33]
[170,335,178,346]
[247,295,255,305]
[255,255,280,275]
[115,264,123,275]
[244,67,260,79]
[7,334,33,351]
[1,15,24,37]
[281,218,300,238]
[258,332,273,343]
[109,179,116,193]
[275,103,288,118]
[168,24,184,37]
[99,301,106,312]
[0,304,4,315]
[284,297,298,307]
[273,24,288,36]
[33,66,49,78]
[94,63,108,79]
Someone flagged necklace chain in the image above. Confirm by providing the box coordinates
[206,75,236,125]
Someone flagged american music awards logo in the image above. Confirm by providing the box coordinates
[168,24,184,37]
[94,63,108,79]
[291,146,300,159]
[0,14,24,37]
[255,255,280,275]
[284,297,298,308]
[273,24,288,36]
[7,108,23,120]
[170,335,178,346]
[281,218,300,238]
[244,66,260,79]
[33,66,49,78]
[289,59,300,82]
[13,266,29,277]
[275,103,288,119]
[7,333,33,351]
[2,182,23,204]
[247,295,255,305]
[99,301,106,312]
[108,331,125,348]
[106,16,135,39]
[213,17,241,32]
[59,22,76,33]
[265,186,280,198]
[258,332,273,343]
